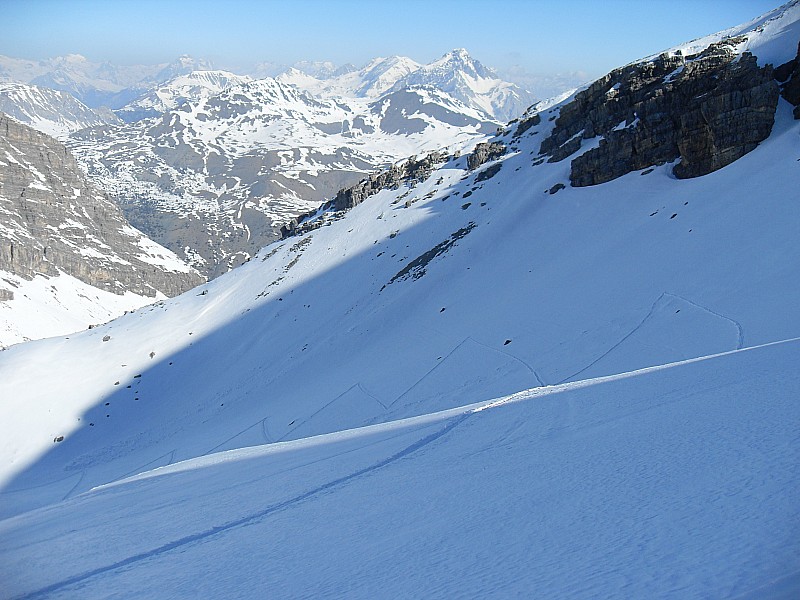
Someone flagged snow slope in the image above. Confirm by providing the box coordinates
[0,270,164,349]
[0,4,799,597]
[2,65,799,508]
[0,82,119,139]
[1,338,798,599]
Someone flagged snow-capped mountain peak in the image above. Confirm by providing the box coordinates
[115,69,253,122]
[151,54,215,84]
[391,49,536,121]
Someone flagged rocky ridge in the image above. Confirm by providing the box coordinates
[0,114,203,300]
[535,38,781,186]
[280,138,510,240]
[0,82,120,139]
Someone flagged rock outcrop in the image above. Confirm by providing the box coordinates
[279,150,455,239]
[776,41,800,118]
[466,142,506,171]
[0,114,203,297]
[538,38,780,186]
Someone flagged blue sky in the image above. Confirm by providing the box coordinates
[4,0,784,78]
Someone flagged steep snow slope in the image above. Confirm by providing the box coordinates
[1,338,798,599]
[0,82,120,138]
[0,270,165,349]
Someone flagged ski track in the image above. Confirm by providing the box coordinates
[666,292,745,349]
[60,470,85,502]
[278,383,386,442]
[388,335,543,411]
[12,413,471,600]
[558,291,745,384]
[467,335,545,387]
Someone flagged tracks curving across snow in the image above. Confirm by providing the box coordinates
[12,414,471,600]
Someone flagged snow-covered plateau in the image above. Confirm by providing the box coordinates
[0,2,799,598]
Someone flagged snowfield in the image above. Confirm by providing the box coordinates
[1,2,799,598]
[1,338,798,599]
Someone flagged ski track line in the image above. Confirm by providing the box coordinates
[729,567,800,600]
[278,382,386,442]
[60,470,85,502]
[558,291,744,384]
[203,416,271,456]
[557,292,669,384]
[261,417,272,443]
[665,292,745,349]
[115,449,176,483]
[467,335,545,387]
[11,413,472,600]
[388,336,473,408]
[389,335,543,410]
[358,383,388,410]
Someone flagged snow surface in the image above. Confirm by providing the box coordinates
[1,4,799,598]
[0,271,164,349]
[1,339,798,598]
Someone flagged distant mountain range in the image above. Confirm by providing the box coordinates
[0,53,214,108]
[278,50,536,122]
[0,50,537,121]
[0,49,534,278]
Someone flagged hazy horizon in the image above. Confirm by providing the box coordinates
[4,0,783,86]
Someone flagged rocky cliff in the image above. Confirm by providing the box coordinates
[0,113,203,299]
[537,38,782,186]
[776,41,800,118]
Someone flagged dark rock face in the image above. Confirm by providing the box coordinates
[776,41,800,118]
[474,163,502,183]
[466,142,506,171]
[538,38,780,186]
[386,222,476,286]
[0,114,203,297]
[512,112,541,139]
[333,151,449,212]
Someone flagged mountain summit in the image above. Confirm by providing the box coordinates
[390,49,537,121]
[278,49,535,122]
